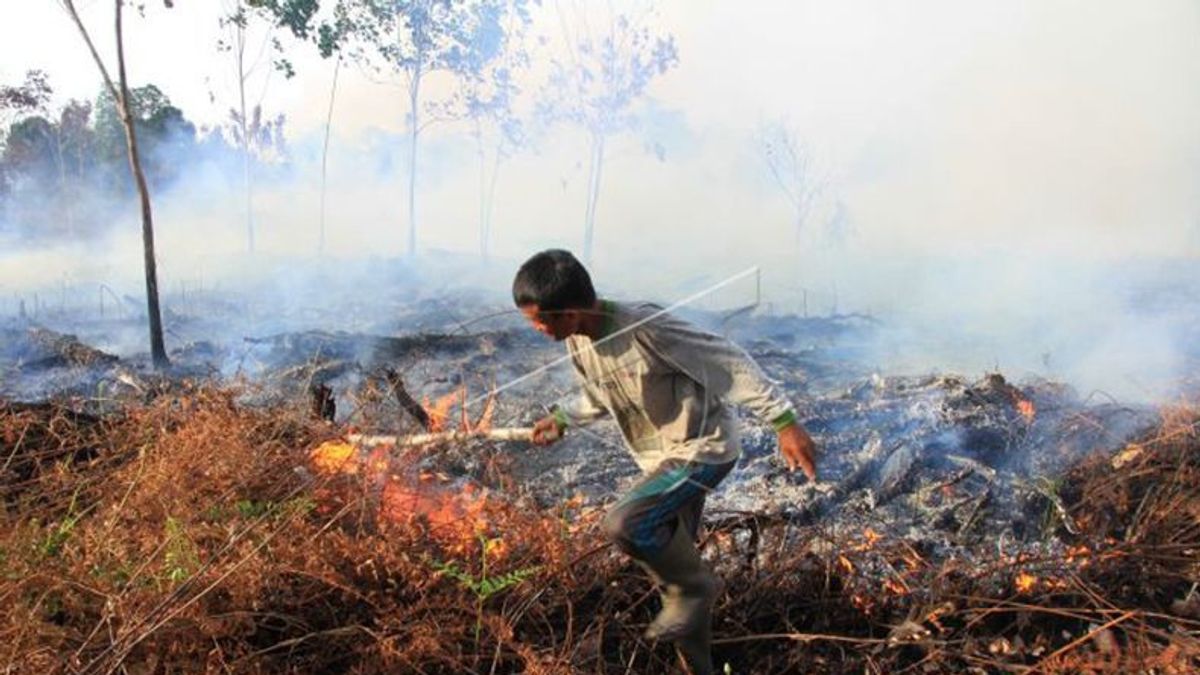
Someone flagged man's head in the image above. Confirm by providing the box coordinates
[512,249,596,341]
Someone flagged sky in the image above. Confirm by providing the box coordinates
[6,1,1198,257]
[2,0,1200,400]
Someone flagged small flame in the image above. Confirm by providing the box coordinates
[924,604,952,632]
[1015,572,1038,593]
[837,554,855,574]
[1016,397,1036,423]
[379,480,501,557]
[422,388,463,432]
[862,527,881,548]
[883,576,910,596]
[1066,545,1091,563]
[310,441,360,474]
[421,385,496,433]
[310,440,389,476]
[474,390,496,432]
[848,528,882,552]
[851,593,873,613]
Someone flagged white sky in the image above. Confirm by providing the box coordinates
[2,1,1199,399]
[4,0,1199,263]
[9,1,1198,256]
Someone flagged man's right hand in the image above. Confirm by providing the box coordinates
[531,415,564,446]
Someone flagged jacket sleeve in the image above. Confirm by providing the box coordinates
[634,309,798,431]
[555,382,608,429]
[553,357,610,429]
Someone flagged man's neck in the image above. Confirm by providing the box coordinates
[579,299,608,340]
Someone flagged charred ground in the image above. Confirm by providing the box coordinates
[1,278,1198,674]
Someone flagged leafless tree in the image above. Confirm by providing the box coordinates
[758,119,823,247]
[61,0,169,368]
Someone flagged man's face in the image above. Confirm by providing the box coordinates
[520,304,580,341]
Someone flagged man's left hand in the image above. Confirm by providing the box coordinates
[778,423,817,480]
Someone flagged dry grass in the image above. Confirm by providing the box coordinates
[1,388,1197,674]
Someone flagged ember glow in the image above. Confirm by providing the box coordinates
[310,438,500,555]
[1016,398,1036,423]
[307,385,505,554]
[309,440,386,475]
[882,576,909,596]
[423,385,495,433]
[423,388,463,433]
[1015,572,1038,594]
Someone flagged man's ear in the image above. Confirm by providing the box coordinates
[554,309,578,331]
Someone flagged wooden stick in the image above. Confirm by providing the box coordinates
[348,428,535,447]
[1022,610,1136,674]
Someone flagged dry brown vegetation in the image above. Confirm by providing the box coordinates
[1,387,1198,674]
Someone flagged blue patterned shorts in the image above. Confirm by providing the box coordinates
[601,457,735,558]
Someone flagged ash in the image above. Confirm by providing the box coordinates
[0,277,1169,563]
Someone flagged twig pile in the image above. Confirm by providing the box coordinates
[1,389,1197,674]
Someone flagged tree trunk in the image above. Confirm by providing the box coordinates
[582,133,605,264]
[234,2,255,255]
[114,1,168,367]
[318,58,340,257]
[52,126,75,233]
[484,148,502,262]
[64,0,168,368]
[406,67,421,258]
[476,121,490,261]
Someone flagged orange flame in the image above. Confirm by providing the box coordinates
[420,385,497,433]
[310,440,358,474]
[925,605,951,632]
[1015,572,1038,593]
[310,440,388,475]
[380,482,505,558]
[847,528,882,553]
[1016,397,1036,423]
[474,391,496,432]
[862,527,881,548]
[851,593,872,613]
[883,576,910,596]
[423,388,463,432]
[309,385,506,560]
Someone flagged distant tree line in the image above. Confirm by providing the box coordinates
[0,69,285,242]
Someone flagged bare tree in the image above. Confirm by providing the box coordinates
[248,0,526,258]
[460,0,533,262]
[318,57,341,256]
[219,1,262,253]
[331,0,518,257]
[218,0,296,254]
[540,2,678,264]
[61,0,169,368]
[758,119,823,248]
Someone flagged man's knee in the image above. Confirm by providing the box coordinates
[602,508,637,554]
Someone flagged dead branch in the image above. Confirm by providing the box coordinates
[348,428,534,447]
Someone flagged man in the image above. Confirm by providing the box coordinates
[514,249,817,674]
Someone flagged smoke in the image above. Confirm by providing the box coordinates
[2,1,1198,402]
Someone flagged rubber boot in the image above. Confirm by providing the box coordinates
[638,521,717,675]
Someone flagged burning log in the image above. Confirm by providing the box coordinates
[310,383,335,422]
[348,427,534,448]
[17,327,118,369]
[875,443,919,505]
[955,488,991,539]
[380,368,430,429]
[944,453,997,482]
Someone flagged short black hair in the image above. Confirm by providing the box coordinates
[512,249,596,311]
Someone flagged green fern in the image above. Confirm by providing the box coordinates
[162,516,200,587]
[431,534,542,641]
[435,559,541,601]
[39,489,83,559]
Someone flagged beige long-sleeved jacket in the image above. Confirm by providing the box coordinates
[554,300,797,471]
